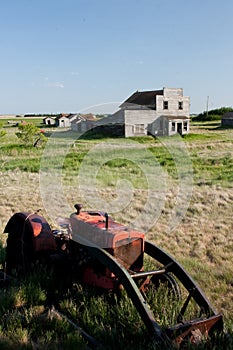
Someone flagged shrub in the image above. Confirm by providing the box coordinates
[194,107,233,121]
[0,129,6,138]
[16,123,47,147]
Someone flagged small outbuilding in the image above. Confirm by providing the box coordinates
[56,114,78,128]
[71,113,97,133]
[221,112,233,127]
[43,116,56,126]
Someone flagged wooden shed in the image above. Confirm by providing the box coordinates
[222,112,233,127]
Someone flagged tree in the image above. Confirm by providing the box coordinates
[0,129,6,138]
[194,107,233,121]
[16,123,47,147]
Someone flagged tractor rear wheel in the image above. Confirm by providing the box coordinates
[150,272,181,300]
[5,213,35,276]
[4,212,56,276]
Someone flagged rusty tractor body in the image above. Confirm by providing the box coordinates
[2,205,223,347]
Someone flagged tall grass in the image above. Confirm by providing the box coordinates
[0,268,231,349]
[0,122,233,348]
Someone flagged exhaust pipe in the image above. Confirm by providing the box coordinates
[105,213,108,230]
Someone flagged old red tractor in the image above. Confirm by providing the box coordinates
[2,204,223,346]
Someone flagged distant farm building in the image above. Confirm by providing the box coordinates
[71,113,97,133]
[43,116,56,126]
[221,112,233,127]
[56,114,78,128]
[97,87,190,137]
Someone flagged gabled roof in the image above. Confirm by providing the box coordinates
[43,116,56,120]
[68,114,78,120]
[222,112,233,119]
[121,90,163,109]
[80,113,96,121]
[56,113,69,120]
[71,113,97,124]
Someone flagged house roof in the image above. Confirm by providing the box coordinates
[222,112,233,119]
[56,114,69,120]
[43,116,56,120]
[71,113,97,124]
[67,114,78,120]
[121,90,163,109]
[80,113,96,121]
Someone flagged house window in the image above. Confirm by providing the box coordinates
[163,101,168,110]
[134,124,144,134]
[184,121,188,131]
[178,101,183,110]
[171,122,176,131]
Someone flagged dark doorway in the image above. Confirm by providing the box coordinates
[177,123,182,135]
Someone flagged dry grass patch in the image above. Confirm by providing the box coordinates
[0,122,233,341]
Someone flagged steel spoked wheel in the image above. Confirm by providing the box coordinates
[139,272,182,327]
[150,272,181,300]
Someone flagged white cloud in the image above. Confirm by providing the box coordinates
[46,82,64,88]
[30,78,65,89]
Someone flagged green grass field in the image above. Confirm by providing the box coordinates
[0,121,232,349]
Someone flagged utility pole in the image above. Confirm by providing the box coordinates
[206,96,209,118]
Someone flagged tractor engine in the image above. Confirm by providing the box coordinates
[69,209,145,290]
[4,207,145,292]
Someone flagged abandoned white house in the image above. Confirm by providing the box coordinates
[71,113,97,133]
[221,112,233,127]
[43,116,56,126]
[97,87,190,137]
[55,114,78,128]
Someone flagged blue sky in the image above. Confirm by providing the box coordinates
[0,0,233,114]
